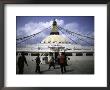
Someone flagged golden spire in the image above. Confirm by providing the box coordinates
[50,19,59,35]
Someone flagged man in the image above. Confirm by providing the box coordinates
[48,56,55,69]
[59,52,66,74]
[35,54,41,73]
[64,53,68,66]
[18,52,28,74]
[48,54,55,70]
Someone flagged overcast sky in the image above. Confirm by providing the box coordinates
[16,16,94,47]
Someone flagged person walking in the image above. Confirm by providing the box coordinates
[59,52,66,74]
[64,53,68,66]
[35,54,41,73]
[48,54,55,70]
[44,55,48,64]
[18,52,28,74]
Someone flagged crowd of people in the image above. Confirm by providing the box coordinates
[17,52,69,74]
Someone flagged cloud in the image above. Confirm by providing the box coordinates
[17,19,64,36]
[17,19,94,46]
[17,19,64,46]
[56,19,64,26]
[64,23,90,35]
[59,22,94,46]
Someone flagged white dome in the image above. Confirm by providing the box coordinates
[41,35,69,44]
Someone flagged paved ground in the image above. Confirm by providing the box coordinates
[16,56,94,74]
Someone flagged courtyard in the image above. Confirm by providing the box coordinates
[16,56,94,74]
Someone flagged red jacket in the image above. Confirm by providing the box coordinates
[59,55,65,64]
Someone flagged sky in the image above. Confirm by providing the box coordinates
[16,16,94,47]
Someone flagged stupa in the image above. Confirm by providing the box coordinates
[17,19,94,61]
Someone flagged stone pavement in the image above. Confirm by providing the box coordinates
[16,56,94,74]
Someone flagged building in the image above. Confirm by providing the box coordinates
[17,19,94,64]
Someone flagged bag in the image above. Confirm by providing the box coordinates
[48,59,52,64]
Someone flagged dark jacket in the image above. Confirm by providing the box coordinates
[18,55,27,68]
[35,56,41,65]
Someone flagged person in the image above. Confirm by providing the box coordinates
[43,55,48,64]
[35,54,41,73]
[64,53,68,66]
[59,52,66,74]
[18,52,28,74]
[48,54,55,70]
[57,53,60,65]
